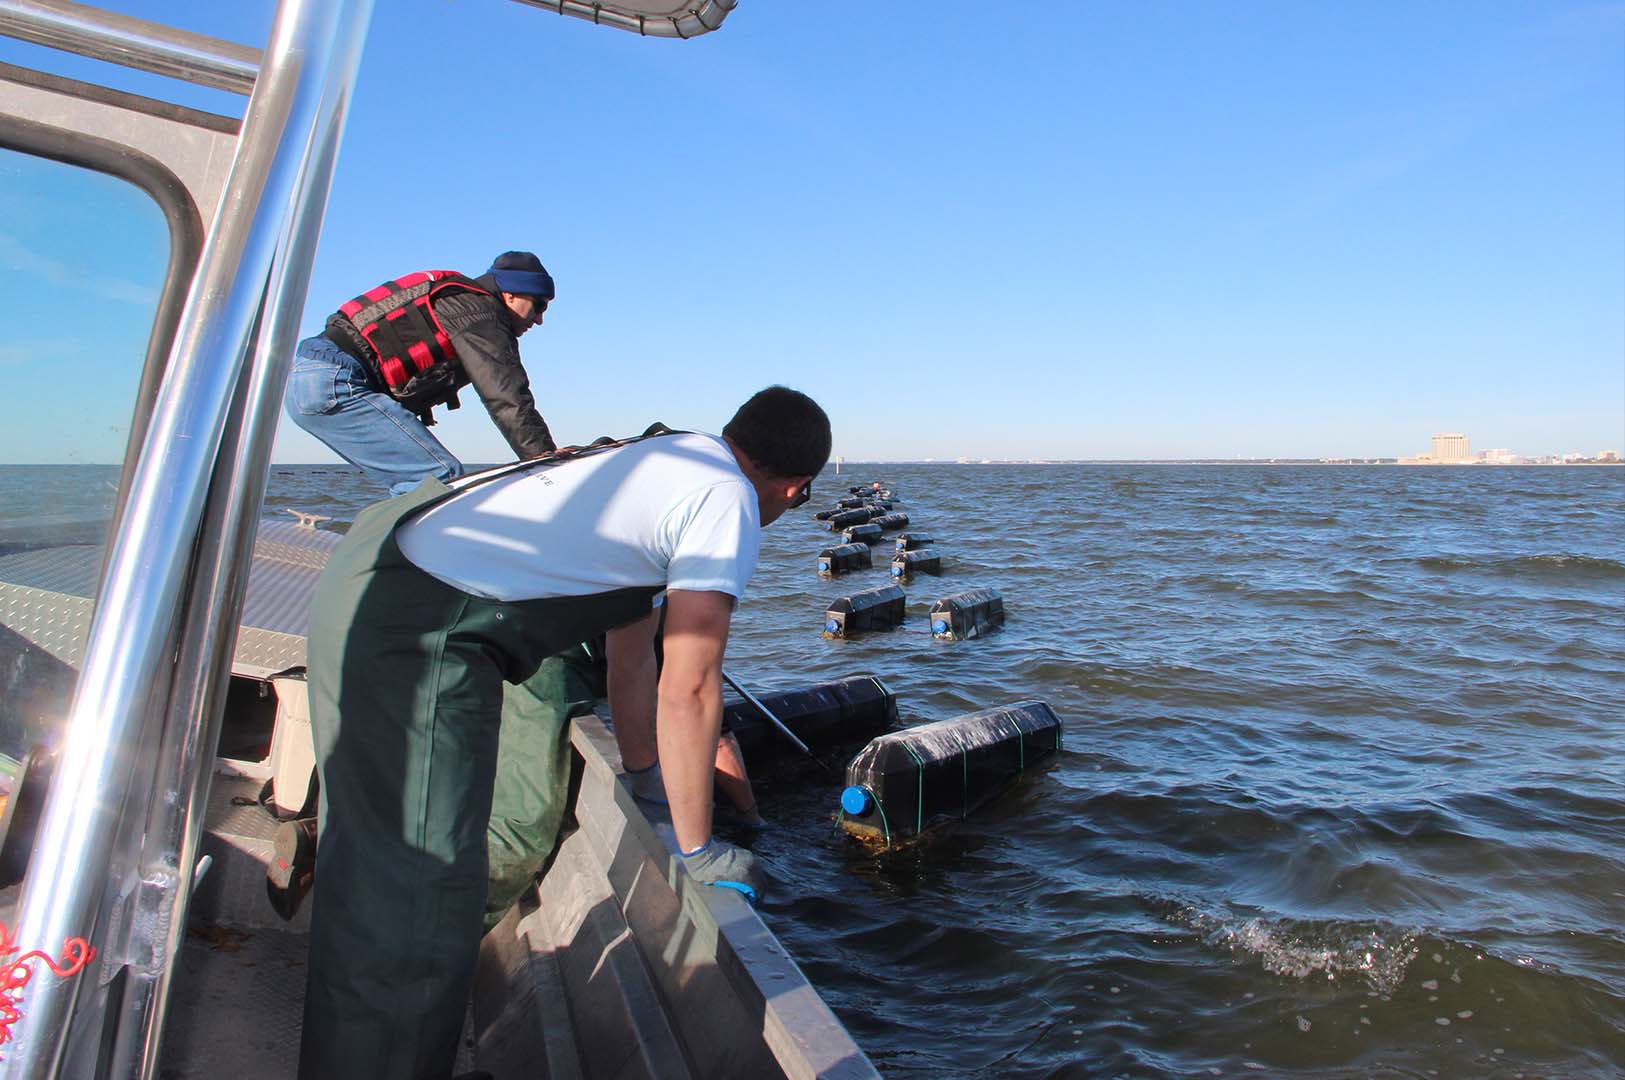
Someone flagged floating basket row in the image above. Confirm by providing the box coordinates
[822,584,1005,640]
[817,541,943,582]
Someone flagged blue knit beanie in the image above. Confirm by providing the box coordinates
[487,250,555,300]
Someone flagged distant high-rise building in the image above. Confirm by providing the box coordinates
[1431,433,1469,462]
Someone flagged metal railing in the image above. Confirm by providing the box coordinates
[0,0,735,1073]
[0,0,374,1073]
[0,0,258,94]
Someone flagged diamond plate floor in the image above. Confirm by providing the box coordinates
[160,778,478,1077]
[161,922,479,1078]
[160,923,308,1079]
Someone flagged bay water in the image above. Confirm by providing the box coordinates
[12,461,1623,1076]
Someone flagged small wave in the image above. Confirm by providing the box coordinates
[1169,906,1418,993]
[1109,477,1143,497]
[1417,554,1625,581]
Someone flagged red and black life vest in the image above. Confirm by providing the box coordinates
[336,271,489,396]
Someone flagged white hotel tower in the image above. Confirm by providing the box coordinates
[1431,433,1470,462]
[1399,432,1472,465]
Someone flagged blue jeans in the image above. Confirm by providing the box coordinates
[283,335,464,496]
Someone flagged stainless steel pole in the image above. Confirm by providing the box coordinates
[0,0,374,1073]
[120,29,369,1063]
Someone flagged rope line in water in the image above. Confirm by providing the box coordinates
[0,921,96,1059]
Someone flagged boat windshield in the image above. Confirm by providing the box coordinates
[0,145,170,772]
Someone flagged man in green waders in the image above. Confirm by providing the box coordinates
[297,387,829,1080]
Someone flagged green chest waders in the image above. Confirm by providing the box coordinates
[298,479,659,1080]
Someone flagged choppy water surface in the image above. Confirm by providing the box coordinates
[281,463,1622,1076]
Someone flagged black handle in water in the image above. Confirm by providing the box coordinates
[837,701,1062,849]
[721,674,898,755]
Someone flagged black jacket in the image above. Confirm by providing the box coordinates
[322,272,555,458]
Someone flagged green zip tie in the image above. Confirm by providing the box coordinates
[870,786,891,846]
[902,742,925,837]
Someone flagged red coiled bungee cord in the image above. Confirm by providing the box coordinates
[0,921,95,1058]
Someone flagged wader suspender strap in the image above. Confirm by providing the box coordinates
[402,424,693,524]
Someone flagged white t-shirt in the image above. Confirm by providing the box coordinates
[395,433,760,605]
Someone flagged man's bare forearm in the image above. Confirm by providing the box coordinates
[655,590,736,853]
[657,671,723,852]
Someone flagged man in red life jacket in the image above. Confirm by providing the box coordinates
[283,251,557,495]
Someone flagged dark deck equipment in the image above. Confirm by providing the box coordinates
[823,585,906,638]
[721,675,898,753]
[869,512,909,533]
[841,523,883,546]
[837,701,1063,848]
[890,550,942,580]
[930,587,1005,640]
[894,532,934,552]
[817,543,872,578]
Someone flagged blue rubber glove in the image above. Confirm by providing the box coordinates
[680,839,766,904]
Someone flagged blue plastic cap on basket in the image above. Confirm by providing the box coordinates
[840,786,870,815]
[825,618,840,635]
[891,565,903,576]
[932,620,949,635]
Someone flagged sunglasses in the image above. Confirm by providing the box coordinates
[789,480,812,509]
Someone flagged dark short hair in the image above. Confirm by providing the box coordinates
[723,386,831,478]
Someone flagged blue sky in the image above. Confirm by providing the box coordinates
[2,1,1621,463]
